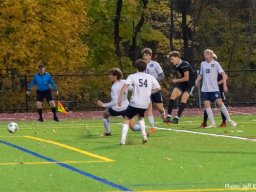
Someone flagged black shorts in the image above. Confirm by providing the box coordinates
[151,91,163,103]
[36,89,53,102]
[124,105,147,119]
[175,83,195,95]
[108,108,126,117]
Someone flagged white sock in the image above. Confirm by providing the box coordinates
[205,107,215,125]
[219,104,231,122]
[120,124,129,144]
[103,118,110,133]
[147,115,154,128]
[138,119,147,140]
[133,124,141,131]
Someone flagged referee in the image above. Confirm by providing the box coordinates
[26,62,59,122]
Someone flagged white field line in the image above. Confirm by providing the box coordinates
[155,127,256,142]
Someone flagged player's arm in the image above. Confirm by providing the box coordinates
[26,75,36,95]
[98,89,119,108]
[155,63,165,82]
[218,73,228,85]
[195,74,202,86]
[118,84,129,106]
[48,74,59,96]
[173,71,189,83]
[220,72,228,92]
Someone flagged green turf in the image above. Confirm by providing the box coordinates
[0,114,256,192]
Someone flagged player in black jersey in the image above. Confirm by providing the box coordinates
[163,51,196,124]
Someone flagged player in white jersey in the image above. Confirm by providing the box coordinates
[141,48,165,134]
[195,49,236,128]
[118,59,160,145]
[97,68,140,136]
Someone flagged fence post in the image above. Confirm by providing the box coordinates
[197,70,202,108]
[25,75,28,113]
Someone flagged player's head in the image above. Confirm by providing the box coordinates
[213,53,217,60]
[134,59,147,72]
[38,61,45,74]
[168,51,180,65]
[108,68,123,81]
[204,49,214,62]
[141,47,152,63]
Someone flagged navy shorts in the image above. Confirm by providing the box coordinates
[36,89,53,102]
[108,108,126,117]
[151,91,163,103]
[201,91,222,102]
[124,105,147,119]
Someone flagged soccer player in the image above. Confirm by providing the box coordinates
[163,51,195,124]
[141,47,165,133]
[97,68,140,136]
[26,62,59,122]
[195,49,236,128]
[118,59,160,145]
[200,53,228,128]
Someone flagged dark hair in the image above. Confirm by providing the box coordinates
[108,68,123,80]
[134,59,147,72]
[168,51,180,58]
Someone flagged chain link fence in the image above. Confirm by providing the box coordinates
[0,70,255,113]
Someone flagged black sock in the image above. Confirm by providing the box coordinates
[203,110,208,123]
[37,108,43,118]
[51,107,57,116]
[221,111,226,122]
[177,102,186,118]
[167,99,175,115]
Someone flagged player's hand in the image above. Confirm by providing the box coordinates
[55,90,59,96]
[97,100,104,107]
[26,91,30,96]
[195,80,199,86]
[172,78,178,84]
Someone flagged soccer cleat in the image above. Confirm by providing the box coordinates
[219,122,227,128]
[104,132,112,136]
[120,140,125,145]
[206,124,217,128]
[53,115,60,122]
[228,120,237,127]
[149,127,156,133]
[171,117,179,124]
[163,115,171,125]
[142,139,148,144]
[199,122,207,128]
[38,117,44,122]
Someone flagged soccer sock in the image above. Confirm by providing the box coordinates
[221,111,226,122]
[133,124,141,131]
[138,119,147,139]
[205,107,215,125]
[121,124,129,144]
[203,110,208,123]
[51,107,57,116]
[177,102,186,118]
[147,115,154,128]
[103,118,111,134]
[167,99,175,116]
[219,104,231,122]
[37,108,43,118]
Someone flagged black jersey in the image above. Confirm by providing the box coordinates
[217,73,224,91]
[175,60,195,86]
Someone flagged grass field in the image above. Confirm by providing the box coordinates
[0,113,256,192]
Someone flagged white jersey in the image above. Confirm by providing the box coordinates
[199,60,224,92]
[145,60,163,80]
[108,80,129,111]
[125,72,160,109]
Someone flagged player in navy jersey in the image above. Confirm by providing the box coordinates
[200,53,228,128]
[163,51,195,124]
[26,62,59,122]
[141,48,165,133]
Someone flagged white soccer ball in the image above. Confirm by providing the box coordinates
[7,122,18,133]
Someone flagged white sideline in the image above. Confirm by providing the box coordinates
[155,127,256,142]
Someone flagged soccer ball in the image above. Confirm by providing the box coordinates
[7,122,18,133]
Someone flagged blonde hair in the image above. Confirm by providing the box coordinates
[212,53,217,60]
[204,49,214,55]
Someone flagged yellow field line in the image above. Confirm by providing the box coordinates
[0,160,107,166]
[23,136,114,162]
[140,188,256,192]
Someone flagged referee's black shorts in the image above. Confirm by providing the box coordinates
[36,89,53,102]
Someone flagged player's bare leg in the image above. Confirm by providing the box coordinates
[36,101,43,122]
[49,100,59,121]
